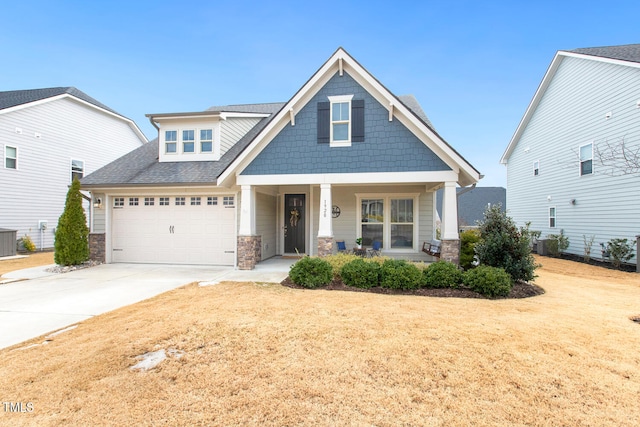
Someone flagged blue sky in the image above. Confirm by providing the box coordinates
[2,1,639,187]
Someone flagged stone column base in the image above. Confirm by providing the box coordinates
[238,235,262,270]
[317,236,334,257]
[89,233,106,263]
[440,239,460,265]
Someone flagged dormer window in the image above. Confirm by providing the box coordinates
[201,129,213,152]
[165,131,177,153]
[183,130,195,153]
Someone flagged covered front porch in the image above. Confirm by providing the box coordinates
[236,176,461,270]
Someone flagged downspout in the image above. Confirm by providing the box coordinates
[148,115,159,131]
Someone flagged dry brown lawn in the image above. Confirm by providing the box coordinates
[0,251,54,277]
[1,256,640,426]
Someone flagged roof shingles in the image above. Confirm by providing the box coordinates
[570,44,640,64]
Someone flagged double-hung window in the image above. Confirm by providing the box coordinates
[200,129,213,152]
[5,146,17,169]
[359,195,417,249]
[549,207,556,228]
[71,159,84,181]
[330,95,353,146]
[165,131,177,153]
[183,130,195,153]
[579,143,593,176]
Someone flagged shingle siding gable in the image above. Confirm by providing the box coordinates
[240,71,450,175]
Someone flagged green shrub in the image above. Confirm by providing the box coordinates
[463,265,512,297]
[289,256,333,288]
[54,178,89,266]
[474,205,537,283]
[606,238,635,268]
[324,253,360,277]
[340,258,380,288]
[460,229,480,270]
[379,259,422,290]
[422,261,463,288]
[19,234,36,252]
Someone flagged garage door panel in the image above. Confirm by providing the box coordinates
[111,196,236,265]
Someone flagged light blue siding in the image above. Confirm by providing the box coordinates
[506,56,640,262]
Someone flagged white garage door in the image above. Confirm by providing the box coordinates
[111,195,236,265]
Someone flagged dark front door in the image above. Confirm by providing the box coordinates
[284,194,305,254]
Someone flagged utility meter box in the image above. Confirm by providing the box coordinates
[38,220,48,231]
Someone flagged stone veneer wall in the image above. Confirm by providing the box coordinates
[89,233,106,263]
[237,235,262,270]
[440,239,460,265]
[317,237,334,258]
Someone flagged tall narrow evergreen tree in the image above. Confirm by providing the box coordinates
[54,178,89,266]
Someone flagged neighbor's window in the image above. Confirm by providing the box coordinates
[549,207,556,228]
[533,160,539,176]
[71,159,84,181]
[329,95,353,146]
[200,129,213,152]
[5,146,17,169]
[580,143,593,176]
[183,130,195,153]
[390,199,414,248]
[165,131,177,153]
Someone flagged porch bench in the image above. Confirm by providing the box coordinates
[422,239,441,258]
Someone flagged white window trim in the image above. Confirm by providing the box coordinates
[200,128,213,153]
[579,142,593,176]
[182,129,196,154]
[549,206,556,228]
[328,94,353,147]
[71,158,85,182]
[355,193,420,251]
[4,145,17,170]
[164,130,178,155]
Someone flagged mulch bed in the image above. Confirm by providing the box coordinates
[281,277,545,299]
[551,252,637,273]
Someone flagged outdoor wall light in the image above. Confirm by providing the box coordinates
[570,199,577,205]
[94,198,103,209]
[547,195,552,201]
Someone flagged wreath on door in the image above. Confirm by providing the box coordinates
[289,208,300,227]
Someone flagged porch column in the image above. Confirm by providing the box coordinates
[317,183,334,257]
[440,181,460,264]
[238,185,260,270]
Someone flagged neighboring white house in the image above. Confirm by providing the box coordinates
[81,48,481,269]
[501,44,640,262]
[0,87,148,250]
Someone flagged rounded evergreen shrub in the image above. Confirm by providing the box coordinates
[379,259,422,290]
[422,261,463,288]
[340,258,380,289]
[459,229,480,270]
[462,265,512,297]
[324,253,361,278]
[289,257,333,288]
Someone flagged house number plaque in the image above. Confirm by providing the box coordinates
[332,205,341,218]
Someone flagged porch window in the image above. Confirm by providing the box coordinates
[390,199,414,248]
[361,198,384,246]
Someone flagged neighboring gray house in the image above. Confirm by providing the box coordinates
[436,187,506,229]
[501,44,640,262]
[0,87,147,250]
[81,48,481,268]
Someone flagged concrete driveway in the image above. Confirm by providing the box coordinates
[0,260,293,350]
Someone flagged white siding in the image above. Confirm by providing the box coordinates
[220,117,261,156]
[0,98,145,249]
[506,56,640,261]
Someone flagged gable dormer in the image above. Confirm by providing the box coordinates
[148,110,270,163]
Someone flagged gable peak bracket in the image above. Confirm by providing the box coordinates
[339,58,343,76]
[289,108,295,126]
[388,103,394,122]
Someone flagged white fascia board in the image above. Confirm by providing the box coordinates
[236,170,459,186]
[219,112,270,120]
[501,52,565,164]
[151,113,221,121]
[0,94,148,144]
[561,50,640,69]
[80,184,224,194]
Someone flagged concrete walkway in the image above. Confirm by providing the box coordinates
[0,258,294,350]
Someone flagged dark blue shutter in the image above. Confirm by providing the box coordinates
[317,102,330,143]
[352,99,364,142]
